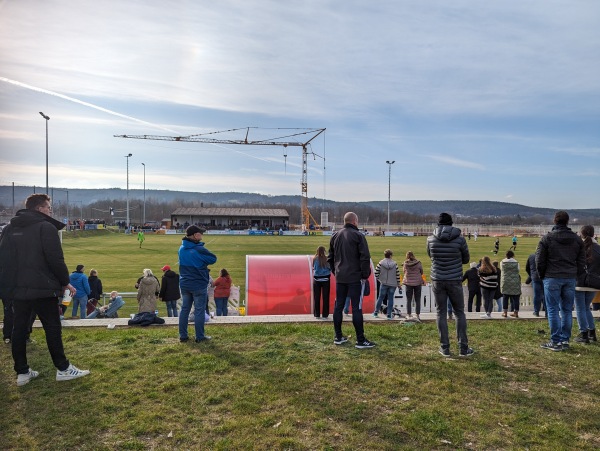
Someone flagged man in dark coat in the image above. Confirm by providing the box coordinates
[427,213,473,357]
[159,265,181,317]
[462,262,482,312]
[0,194,89,386]
[328,212,375,349]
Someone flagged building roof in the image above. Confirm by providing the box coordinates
[171,207,289,217]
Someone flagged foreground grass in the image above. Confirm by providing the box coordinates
[2,320,600,450]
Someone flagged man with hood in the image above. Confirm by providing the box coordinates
[178,225,217,343]
[535,210,585,351]
[427,213,473,357]
[0,194,89,386]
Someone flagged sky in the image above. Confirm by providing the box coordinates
[1,0,599,209]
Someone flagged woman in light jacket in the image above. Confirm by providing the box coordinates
[137,268,160,313]
[312,246,332,318]
[500,251,521,318]
[403,251,424,320]
[574,225,599,343]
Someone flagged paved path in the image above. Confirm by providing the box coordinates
[48,310,553,329]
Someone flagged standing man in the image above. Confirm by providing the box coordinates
[137,229,145,248]
[427,213,473,357]
[526,253,545,317]
[0,194,89,386]
[328,212,375,349]
[178,225,217,343]
[462,262,482,312]
[536,211,585,351]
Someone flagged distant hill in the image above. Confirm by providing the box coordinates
[1,186,599,222]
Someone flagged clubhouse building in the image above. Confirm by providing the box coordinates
[170,207,290,230]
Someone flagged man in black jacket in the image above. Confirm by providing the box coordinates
[536,210,585,351]
[427,213,473,357]
[328,212,375,349]
[462,262,481,312]
[0,194,89,386]
[159,265,181,317]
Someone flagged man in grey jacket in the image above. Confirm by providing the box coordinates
[427,213,473,357]
[535,210,585,351]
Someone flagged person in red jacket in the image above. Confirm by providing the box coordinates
[213,269,232,316]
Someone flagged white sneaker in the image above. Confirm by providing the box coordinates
[56,364,90,381]
[480,313,491,319]
[17,368,39,386]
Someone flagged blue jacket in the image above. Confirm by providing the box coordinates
[178,237,217,291]
[69,271,91,298]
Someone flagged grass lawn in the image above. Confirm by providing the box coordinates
[5,231,597,449]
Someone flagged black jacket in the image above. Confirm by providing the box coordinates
[0,209,69,300]
[327,223,371,283]
[159,270,181,302]
[535,225,585,279]
[427,225,470,281]
[525,254,541,282]
[88,275,103,300]
[462,267,481,291]
[577,241,600,287]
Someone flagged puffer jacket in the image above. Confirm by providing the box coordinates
[214,275,232,298]
[159,270,181,302]
[69,271,91,299]
[137,276,159,313]
[327,223,371,283]
[525,254,541,282]
[375,258,400,287]
[403,259,423,286]
[0,209,69,301]
[427,225,470,281]
[178,237,217,291]
[535,225,585,279]
[500,259,521,295]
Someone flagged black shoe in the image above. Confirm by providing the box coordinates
[589,329,597,342]
[179,337,189,343]
[195,336,212,343]
[561,342,570,351]
[355,339,376,349]
[334,336,349,345]
[439,347,451,358]
[459,348,475,357]
[532,312,540,317]
[574,332,590,344]
[540,341,562,352]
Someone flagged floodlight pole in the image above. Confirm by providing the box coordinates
[142,162,146,226]
[125,154,132,229]
[386,160,395,231]
[39,112,50,194]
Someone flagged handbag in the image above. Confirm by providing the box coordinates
[583,272,600,289]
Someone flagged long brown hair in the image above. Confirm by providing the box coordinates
[405,251,415,261]
[314,246,327,267]
[581,225,595,264]
[479,256,495,273]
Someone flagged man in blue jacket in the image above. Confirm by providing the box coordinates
[178,225,217,343]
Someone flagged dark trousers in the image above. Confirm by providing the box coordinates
[503,294,520,312]
[3,298,36,340]
[404,285,422,315]
[12,297,69,374]
[333,281,365,342]
[467,289,482,312]
[313,279,330,318]
[481,288,496,314]
[432,280,468,351]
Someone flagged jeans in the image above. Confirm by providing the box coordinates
[432,280,468,351]
[532,280,545,314]
[543,278,575,344]
[12,297,70,374]
[374,285,397,317]
[495,296,503,312]
[404,285,422,315]
[467,289,482,312]
[503,294,520,312]
[313,279,330,318]
[179,288,208,340]
[481,288,496,314]
[574,291,595,333]
[165,300,179,317]
[214,297,228,316]
[72,295,88,319]
[333,281,365,343]
[86,296,125,319]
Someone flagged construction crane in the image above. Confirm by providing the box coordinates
[114,127,326,230]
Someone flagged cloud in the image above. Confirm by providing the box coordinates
[427,155,485,170]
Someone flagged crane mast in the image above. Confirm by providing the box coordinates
[115,127,325,230]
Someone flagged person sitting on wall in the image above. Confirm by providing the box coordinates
[86,291,125,319]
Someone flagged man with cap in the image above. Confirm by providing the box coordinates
[178,225,217,342]
[427,213,473,357]
[159,264,181,317]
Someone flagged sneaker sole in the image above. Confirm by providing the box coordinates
[334,340,348,345]
[438,350,451,358]
[56,371,90,381]
[355,345,375,349]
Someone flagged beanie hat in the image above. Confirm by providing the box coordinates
[438,213,453,226]
[161,265,171,271]
[186,225,205,236]
[76,264,85,272]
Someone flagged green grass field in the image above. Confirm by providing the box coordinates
[6,231,596,450]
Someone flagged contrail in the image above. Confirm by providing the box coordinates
[0,76,177,133]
